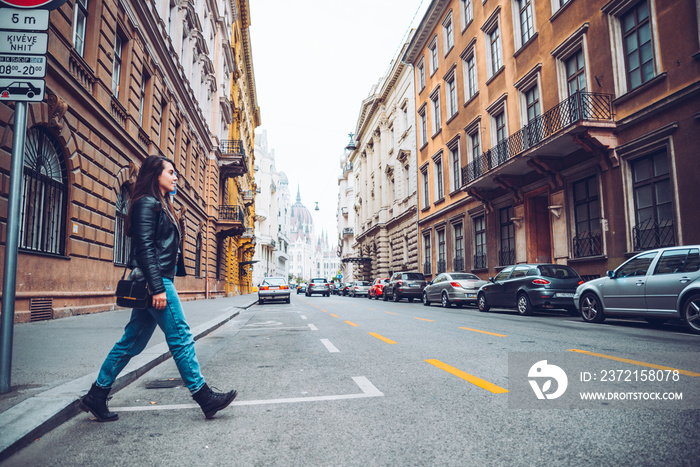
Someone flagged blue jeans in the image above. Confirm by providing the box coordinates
[96,278,205,393]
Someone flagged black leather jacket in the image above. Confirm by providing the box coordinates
[128,195,186,295]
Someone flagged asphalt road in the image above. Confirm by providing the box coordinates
[5,294,700,466]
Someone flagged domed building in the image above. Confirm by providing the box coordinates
[290,186,315,243]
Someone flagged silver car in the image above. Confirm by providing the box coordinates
[423,272,488,308]
[306,278,330,297]
[574,245,700,334]
[349,280,371,297]
[258,277,291,304]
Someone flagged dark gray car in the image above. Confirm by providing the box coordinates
[423,272,488,308]
[383,272,426,302]
[573,245,700,334]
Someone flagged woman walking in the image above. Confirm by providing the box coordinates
[80,156,236,421]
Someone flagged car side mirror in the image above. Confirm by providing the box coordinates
[606,270,615,279]
[489,277,495,283]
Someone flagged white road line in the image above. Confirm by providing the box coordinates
[239,327,310,332]
[320,338,340,353]
[300,315,307,320]
[308,324,318,331]
[112,376,383,412]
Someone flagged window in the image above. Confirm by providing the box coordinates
[139,70,151,127]
[566,50,586,95]
[654,249,700,275]
[443,13,454,53]
[487,93,509,165]
[470,131,480,162]
[572,175,602,258]
[461,0,474,30]
[418,59,426,90]
[466,55,477,99]
[431,89,441,135]
[495,112,506,144]
[423,233,432,274]
[446,75,458,119]
[73,0,88,57]
[429,36,439,75]
[20,127,68,256]
[461,40,478,102]
[525,85,540,124]
[474,215,486,269]
[437,230,446,273]
[482,10,503,79]
[114,184,131,265]
[616,251,657,278]
[454,223,464,271]
[419,106,428,147]
[421,167,430,208]
[621,1,654,90]
[434,157,444,200]
[449,143,461,192]
[195,233,202,278]
[604,0,659,97]
[499,206,515,265]
[111,34,123,98]
[631,150,674,250]
[515,0,535,49]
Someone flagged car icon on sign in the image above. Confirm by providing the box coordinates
[0,81,41,99]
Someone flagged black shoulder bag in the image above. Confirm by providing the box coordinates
[115,266,151,309]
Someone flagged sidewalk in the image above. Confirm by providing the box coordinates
[0,294,258,461]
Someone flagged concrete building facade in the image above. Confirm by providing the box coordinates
[403,0,700,282]
[0,0,259,322]
[345,40,420,281]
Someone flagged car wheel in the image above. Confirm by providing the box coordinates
[258,298,264,305]
[681,293,700,334]
[408,297,414,303]
[516,293,533,316]
[477,293,490,312]
[383,291,389,301]
[393,291,400,302]
[441,292,451,308]
[422,292,430,306]
[286,297,291,304]
[580,292,605,323]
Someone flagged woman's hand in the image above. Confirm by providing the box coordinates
[152,292,167,310]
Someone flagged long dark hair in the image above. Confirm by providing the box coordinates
[125,155,179,235]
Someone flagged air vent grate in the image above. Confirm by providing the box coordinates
[30,298,53,322]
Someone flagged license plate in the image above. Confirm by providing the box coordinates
[466,293,476,298]
[556,293,574,298]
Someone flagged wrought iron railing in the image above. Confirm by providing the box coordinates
[437,260,446,274]
[454,257,465,272]
[220,140,245,156]
[633,218,675,251]
[423,261,432,275]
[498,249,515,266]
[342,227,354,236]
[219,205,244,222]
[462,92,613,185]
[473,253,486,270]
[572,232,603,258]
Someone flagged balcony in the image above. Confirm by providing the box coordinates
[242,190,254,206]
[216,204,246,238]
[462,92,614,189]
[219,140,247,177]
[342,227,354,236]
[437,260,446,274]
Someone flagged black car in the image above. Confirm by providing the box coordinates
[383,272,427,302]
[477,264,583,315]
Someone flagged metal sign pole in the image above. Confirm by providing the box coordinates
[0,101,26,394]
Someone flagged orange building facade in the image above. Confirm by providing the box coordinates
[403,0,700,281]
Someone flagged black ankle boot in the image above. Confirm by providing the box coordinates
[192,383,237,419]
[79,383,119,422]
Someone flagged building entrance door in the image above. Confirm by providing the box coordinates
[526,194,552,263]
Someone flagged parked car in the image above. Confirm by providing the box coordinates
[423,272,488,308]
[258,277,291,304]
[383,272,427,302]
[368,278,390,299]
[341,282,352,296]
[306,278,331,297]
[349,280,371,297]
[574,245,700,334]
[332,283,344,295]
[477,264,583,315]
[296,283,307,294]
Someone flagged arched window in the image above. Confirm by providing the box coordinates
[194,233,202,278]
[114,184,131,265]
[20,127,68,255]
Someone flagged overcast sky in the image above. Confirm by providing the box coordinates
[248,0,428,241]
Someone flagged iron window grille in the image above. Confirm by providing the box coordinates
[20,127,68,256]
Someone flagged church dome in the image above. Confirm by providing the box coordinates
[290,186,314,234]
